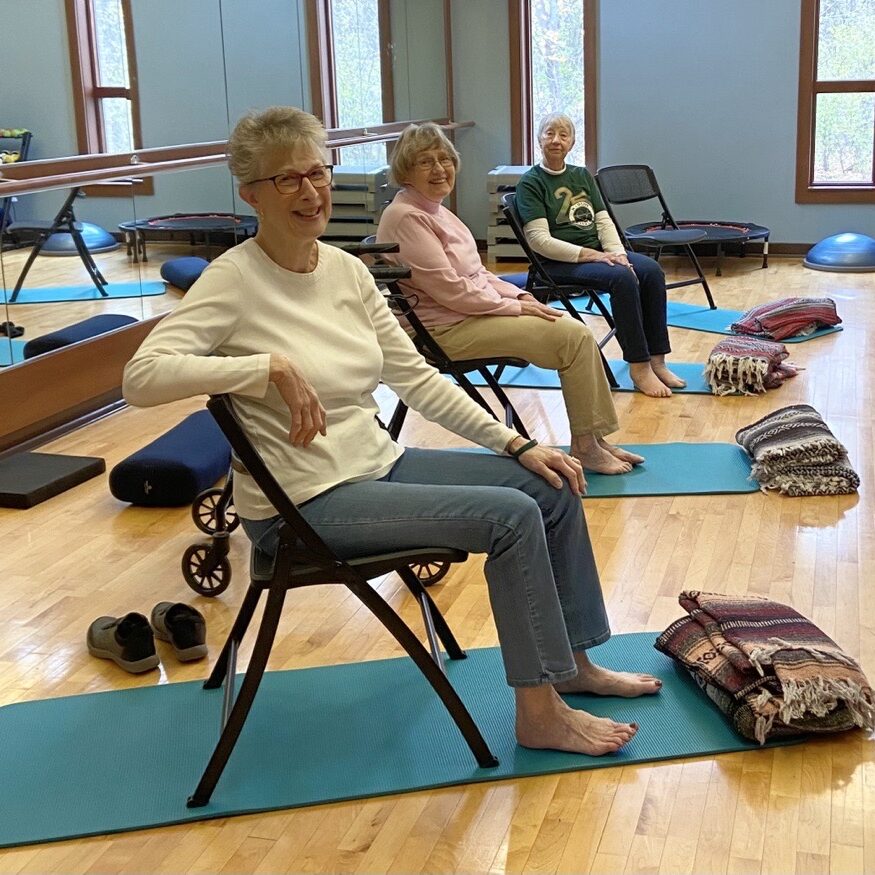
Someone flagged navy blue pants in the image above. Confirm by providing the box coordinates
[543,251,670,363]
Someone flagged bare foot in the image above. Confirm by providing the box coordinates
[598,438,645,466]
[628,362,672,397]
[516,686,637,755]
[651,361,687,389]
[554,654,663,697]
[571,435,632,475]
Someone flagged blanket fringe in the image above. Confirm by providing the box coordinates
[705,354,769,396]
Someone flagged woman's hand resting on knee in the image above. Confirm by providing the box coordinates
[507,437,586,495]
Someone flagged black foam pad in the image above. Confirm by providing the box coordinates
[23,314,137,359]
[0,452,106,509]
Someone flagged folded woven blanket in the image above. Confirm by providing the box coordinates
[655,591,874,743]
[735,404,860,495]
[730,297,841,341]
[704,336,797,395]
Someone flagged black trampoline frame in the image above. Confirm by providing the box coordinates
[118,213,258,263]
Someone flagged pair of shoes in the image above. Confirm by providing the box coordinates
[86,603,207,673]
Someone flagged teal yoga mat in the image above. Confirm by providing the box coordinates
[6,281,165,304]
[0,339,25,366]
[464,361,711,393]
[557,298,842,342]
[0,632,794,848]
[454,442,758,497]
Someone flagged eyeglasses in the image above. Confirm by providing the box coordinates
[248,165,334,194]
[414,155,455,171]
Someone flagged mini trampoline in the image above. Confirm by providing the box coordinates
[625,220,770,276]
[118,213,258,262]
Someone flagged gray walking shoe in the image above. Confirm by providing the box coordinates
[150,602,208,662]
[86,612,160,673]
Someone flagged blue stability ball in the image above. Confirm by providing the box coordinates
[40,223,119,256]
[804,232,875,273]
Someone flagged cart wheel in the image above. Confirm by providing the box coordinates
[411,560,450,587]
[182,544,232,596]
[192,488,240,535]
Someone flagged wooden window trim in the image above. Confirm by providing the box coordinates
[795,0,875,204]
[509,0,598,168]
[64,0,153,197]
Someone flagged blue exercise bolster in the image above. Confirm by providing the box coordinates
[22,314,137,359]
[109,410,230,507]
[160,257,209,291]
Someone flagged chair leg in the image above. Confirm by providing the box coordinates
[454,372,499,421]
[8,232,50,302]
[479,368,529,437]
[683,244,716,309]
[397,566,466,661]
[70,227,109,295]
[344,573,498,769]
[204,584,263,689]
[187,585,287,807]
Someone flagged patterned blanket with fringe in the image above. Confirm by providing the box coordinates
[730,297,841,341]
[735,404,860,496]
[655,591,874,743]
[704,336,797,396]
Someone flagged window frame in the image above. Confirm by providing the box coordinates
[795,0,875,204]
[509,0,598,168]
[65,0,152,196]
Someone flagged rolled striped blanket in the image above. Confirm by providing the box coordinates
[730,297,841,341]
[655,591,874,743]
[704,336,797,396]
[735,404,860,495]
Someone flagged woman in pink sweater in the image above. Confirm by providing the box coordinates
[377,123,642,477]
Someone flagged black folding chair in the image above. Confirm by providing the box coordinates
[360,236,531,439]
[8,186,109,302]
[594,164,716,309]
[499,193,619,388]
[187,394,499,808]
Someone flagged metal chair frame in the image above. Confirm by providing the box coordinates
[594,164,716,309]
[499,193,619,388]
[187,394,499,808]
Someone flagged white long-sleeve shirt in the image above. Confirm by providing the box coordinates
[123,238,518,518]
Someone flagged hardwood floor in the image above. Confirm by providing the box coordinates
[0,251,872,874]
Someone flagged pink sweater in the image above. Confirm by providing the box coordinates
[376,187,523,328]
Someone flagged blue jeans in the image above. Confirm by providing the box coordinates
[544,251,670,363]
[241,448,610,687]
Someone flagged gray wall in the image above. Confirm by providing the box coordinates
[449,0,874,243]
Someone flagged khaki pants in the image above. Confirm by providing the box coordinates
[430,314,619,438]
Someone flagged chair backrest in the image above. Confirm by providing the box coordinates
[360,234,457,370]
[595,164,661,205]
[499,192,559,291]
[206,395,337,565]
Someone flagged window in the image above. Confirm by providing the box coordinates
[509,0,597,168]
[65,0,151,194]
[796,0,875,203]
[307,0,394,168]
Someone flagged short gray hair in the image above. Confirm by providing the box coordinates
[228,106,328,183]
[537,113,576,144]
[390,122,460,186]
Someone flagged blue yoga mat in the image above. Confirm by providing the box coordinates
[559,298,842,342]
[0,632,795,848]
[0,339,25,367]
[454,442,757,497]
[6,281,165,304]
[664,301,843,342]
[464,361,710,394]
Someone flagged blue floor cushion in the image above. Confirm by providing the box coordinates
[23,314,137,359]
[109,410,230,507]
[160,257,209,291]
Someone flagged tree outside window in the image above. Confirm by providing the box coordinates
[796,0,875,203]
[510,0,596,168]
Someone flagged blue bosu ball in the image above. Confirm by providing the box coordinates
[41,223,119,256]
[804,232,875,273]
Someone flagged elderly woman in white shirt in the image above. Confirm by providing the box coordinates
[124,106,661,757]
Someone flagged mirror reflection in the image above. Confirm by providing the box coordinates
[0,0,450,368]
